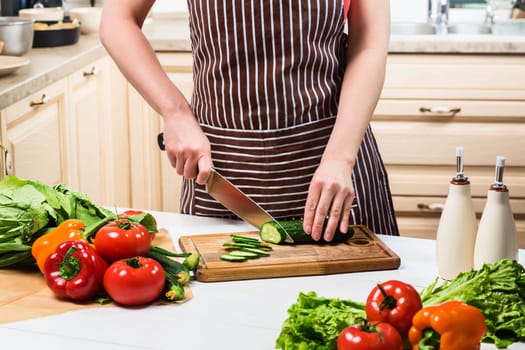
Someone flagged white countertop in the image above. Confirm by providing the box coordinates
[1,210,524,349]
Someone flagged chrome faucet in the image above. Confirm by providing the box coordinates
[430,0,449,34]
[485,0,496,25]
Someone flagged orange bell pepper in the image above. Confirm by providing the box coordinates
[408,300,487,350]
[31,219,86,272]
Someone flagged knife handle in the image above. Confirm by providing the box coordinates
[157,132,166,151]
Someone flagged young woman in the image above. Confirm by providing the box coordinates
[100,0,399,241]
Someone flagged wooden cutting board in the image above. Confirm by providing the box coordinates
[178,225,400,282]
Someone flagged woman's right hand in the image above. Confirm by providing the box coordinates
[163,111,213,185]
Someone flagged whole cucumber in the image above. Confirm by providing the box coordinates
[260,219,354,244]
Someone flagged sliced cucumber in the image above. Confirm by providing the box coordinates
[220,254,247,262]
[230,234,261,243]
[239,247,271,257]
[220,234,274,263]
[228,250,260,258]
[223,242,273,250]
[260,220,354,245]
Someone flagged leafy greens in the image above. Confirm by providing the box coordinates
[275,291,365,350]
[0,175,117,267]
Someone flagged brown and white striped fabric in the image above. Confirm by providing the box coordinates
[181,0,399,235]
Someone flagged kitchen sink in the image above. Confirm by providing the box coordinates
[391,22,437,35]
[391,19,525,36]
[447,23,492,35]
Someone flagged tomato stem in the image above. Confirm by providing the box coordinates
[117,219,132,230]
[125,257,142,268]
[377,283,397,311]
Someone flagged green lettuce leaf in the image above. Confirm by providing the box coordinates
[276,291,365,350]
[0,175,117,267]
[420,259,525,348]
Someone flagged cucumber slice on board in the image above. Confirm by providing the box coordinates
[220,254,248,262]
[228,250,260,258]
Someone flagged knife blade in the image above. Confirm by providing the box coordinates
[157,133,293,243]
[206,169,294,243]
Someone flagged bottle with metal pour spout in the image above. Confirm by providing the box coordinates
[436,146,478,280]
[474,156,518,269]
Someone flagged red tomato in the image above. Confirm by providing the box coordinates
[365,280,422,336]
[103,256,165,306]
[119,210,157,226]
[94,219,151,263]
[118,210,157,241]
[337,322,403,350]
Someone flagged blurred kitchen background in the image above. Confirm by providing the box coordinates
[0,0,521,23]
[152,0,520,22]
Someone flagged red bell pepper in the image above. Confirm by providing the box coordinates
[44,240,108,301]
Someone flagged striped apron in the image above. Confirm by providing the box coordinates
[181,0,399,235]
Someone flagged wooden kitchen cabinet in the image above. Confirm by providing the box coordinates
[0,55,130,208]
[127,52,191,213]
[0,79,69,186]
[66,57,130,207]
[372,54,525,247]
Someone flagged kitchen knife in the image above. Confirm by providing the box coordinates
[157,132,294,243]
[206,168,294,243]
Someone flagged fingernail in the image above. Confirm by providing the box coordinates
[304,225,311,234]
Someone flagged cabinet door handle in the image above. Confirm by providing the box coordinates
[419,106,461,116]
[417,203,444,212]
[29,94,50,107]
[83,66,98,77]
[0,144,10,177]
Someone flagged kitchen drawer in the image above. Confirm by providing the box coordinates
[383,54,525,100]
[374,99,525,122]
[392,195,525,217]
[371,121,525,167]
[385,165,525,199]
[157,52,193,73]
[396,216,525,248]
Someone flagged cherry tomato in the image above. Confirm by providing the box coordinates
[94,219,151,263]
[365,280,422,336]
[103,256,165,306]
[337,322,403,350]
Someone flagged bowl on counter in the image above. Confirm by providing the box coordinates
[18,7,64,22]
[0,17,34,56]
[32,19,80,47]
[68,7,101,34]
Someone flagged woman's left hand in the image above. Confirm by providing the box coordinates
[303,159,355,241]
